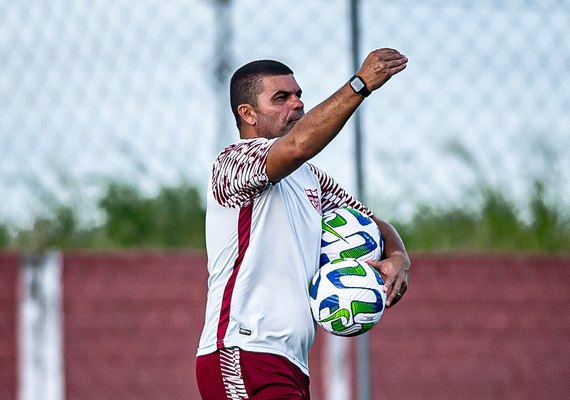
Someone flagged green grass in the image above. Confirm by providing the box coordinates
[2,180,568,252]
[393,186,569,252]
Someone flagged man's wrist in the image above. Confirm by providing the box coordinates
[349,75,371,98]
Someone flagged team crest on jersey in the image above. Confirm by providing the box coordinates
[305,188,321,214]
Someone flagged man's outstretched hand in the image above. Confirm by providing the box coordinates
[357,48,408,92]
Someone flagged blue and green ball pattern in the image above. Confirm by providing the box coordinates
[309,258,386,336]
[320,207,383,266]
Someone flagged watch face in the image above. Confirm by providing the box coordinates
[351,77,365,92]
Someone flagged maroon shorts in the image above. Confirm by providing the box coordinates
[196,347,310,399]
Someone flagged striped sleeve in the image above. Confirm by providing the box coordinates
[212,138,277,208]
[308,163,373,217]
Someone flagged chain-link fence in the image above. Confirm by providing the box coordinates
[2,0,569,230]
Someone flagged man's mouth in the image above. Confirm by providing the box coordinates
[289,115,303,125]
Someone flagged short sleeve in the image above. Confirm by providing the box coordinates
[211,138,277,208]
[308,163,373,217]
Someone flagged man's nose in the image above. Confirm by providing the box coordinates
[290,96,304,109]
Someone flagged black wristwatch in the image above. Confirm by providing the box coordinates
[349,75,371,98]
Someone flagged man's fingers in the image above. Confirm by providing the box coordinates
[372,47,403,58]
[384,276,400,307]
[366,258,408,308]
[371,48,407,63]
[385,58,408,69]
[386,276,408,308]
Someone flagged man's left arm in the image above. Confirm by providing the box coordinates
[310,165,411,307]
[368,217,411,308]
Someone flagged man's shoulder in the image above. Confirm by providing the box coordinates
[214,138,275,168]
[217,138,276,158]
[210,138,277,208]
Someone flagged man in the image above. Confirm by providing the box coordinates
[196,48,410,399]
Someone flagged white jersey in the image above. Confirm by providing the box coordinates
[196,137,371,375]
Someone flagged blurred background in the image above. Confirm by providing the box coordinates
[1,1,569,400]
[1,0,569,250]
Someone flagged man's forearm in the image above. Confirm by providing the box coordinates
[267,83,363,182]
[373,217,409,264]
[266,48,408,183]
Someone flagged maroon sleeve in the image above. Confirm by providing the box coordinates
[212,138,277,208]
[308,163,373,217]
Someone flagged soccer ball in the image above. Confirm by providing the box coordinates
[309,258,386,336]
[320,207,383,266]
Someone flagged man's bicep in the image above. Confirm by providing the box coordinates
[265,137,306,183]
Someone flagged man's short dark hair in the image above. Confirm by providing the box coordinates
[230,60,293,129]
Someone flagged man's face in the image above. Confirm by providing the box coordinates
[253,74,305,139]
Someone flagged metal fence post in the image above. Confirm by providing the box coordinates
[19,251,64,400]
[350,1,371,400]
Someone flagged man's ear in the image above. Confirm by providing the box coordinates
[237,104,257,126]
